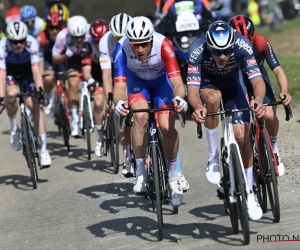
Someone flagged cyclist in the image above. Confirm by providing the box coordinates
[114,16,187,207]
[4,5,20,25]
[0,21,52,168]
[44,0,72,16]
[187,21,266,220]
[81,19,109,157]
[99,13,135,176]
[37,3,69,117]
[20,5,44,39]
[229,15,292,176]
[52,15,89,137]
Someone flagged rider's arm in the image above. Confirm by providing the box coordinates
[0,46,6,98]
[99,33,113,100]
[30,37,44,90]
[81,41,93,82]
[256,34,289,94]
[52,30,68,64]
[112,42,127,104]
[160,38,185,98]
[161,0,174,13]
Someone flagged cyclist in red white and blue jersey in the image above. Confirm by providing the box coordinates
[229,15,292,177]
[187,21,266,221]
[113,16,187,208]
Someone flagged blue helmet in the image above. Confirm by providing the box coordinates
[206,21,235,50]
[20,5,37,20]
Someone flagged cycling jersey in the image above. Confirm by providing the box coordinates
[28,16,44,38]
[114,31,180,112]
[0,36,40,92]
[99,31,116,69]
[187,32,262,125]
[52,28,89,56]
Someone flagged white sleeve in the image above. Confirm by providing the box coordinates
[52,30,67,56]
[0,47,6,70]
[29,37,40,65]
[99,34,112,69]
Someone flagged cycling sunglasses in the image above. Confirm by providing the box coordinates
[72,35,85,40]
[9,38,27,45]
[48,26,60,31]
[210,46,234,56]
[130,41,152,49]
[24,18,35,24]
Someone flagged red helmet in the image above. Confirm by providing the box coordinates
[229,15,255,39]
[5,6,21,24]
[89,19,109,39]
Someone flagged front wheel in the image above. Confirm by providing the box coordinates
[83,95,91,160]
[58,92,70,152]
[109,112,119,174]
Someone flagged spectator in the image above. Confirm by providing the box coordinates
[218,0,233,22]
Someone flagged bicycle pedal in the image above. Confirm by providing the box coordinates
[217,189,225,200]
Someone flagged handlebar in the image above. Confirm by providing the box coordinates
[43,71,83,81]
[197,98,293,139]
[0,87,45,103]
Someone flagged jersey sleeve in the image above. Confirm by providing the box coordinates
[238,37,262,80]
[186,40,203,87]
[81,41,93,66]
[113,42,127,83]
[29,38,40,66]
[52,30,66,56]
[160,38,181,78]
[0,46,7,71]
[99,34,112,69]
[255,34,280,71]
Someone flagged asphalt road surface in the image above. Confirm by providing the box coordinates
[0,107,300,250]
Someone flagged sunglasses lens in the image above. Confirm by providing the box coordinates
[130,42,151,49]
[10,39,26,45]
[211,47,233,56]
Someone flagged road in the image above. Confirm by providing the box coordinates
[0,107,299,250]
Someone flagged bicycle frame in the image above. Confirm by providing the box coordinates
[79,81,94,131]
[55,78,70,121]
[221,112,250,203]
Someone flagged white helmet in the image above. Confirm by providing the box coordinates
[125,16,154,41]
[6,21,28,40]
[67,15,88,37]
[109,13,132,37]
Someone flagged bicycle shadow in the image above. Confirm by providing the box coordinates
[1,129,10,135]
[65,159,114,175]
[189,204,226,221]
[86,216,249,245]
[0,174,48,191]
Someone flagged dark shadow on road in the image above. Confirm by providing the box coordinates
[66,159,113,174]
[86,216,252,245]
[1,129,10,135]
[0,174,48,190]
[189,204,225,221]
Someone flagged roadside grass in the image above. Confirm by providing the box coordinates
[256,18,300,102]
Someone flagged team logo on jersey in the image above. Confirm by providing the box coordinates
[26,41,32,48]
[235,38,253,55]
[247,56,257,66]
[187,65,198,74]
[2,45,7,52]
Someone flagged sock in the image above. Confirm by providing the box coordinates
[206,127,219,161]
[123,145,131,162]
[168,159,178,181]
[270,135,278,154]
[135,157,146,177]
[96,125,103,142]
[39,133,47,152]
[9,116,17,132]
[48,89,55,106]
[70,109,79,124]
[244,166,253,194]
[176,152,182,174]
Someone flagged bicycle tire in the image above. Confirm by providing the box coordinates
[109,112,119,174]
[83,96,91,160]
[23,116,38,189]
[260,129,280,223]
[231,144,250,245]
[220,138,238,234]
[151,146,163,241]
[59,92,70,152]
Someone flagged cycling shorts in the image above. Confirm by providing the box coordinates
[5,62,36,93]
[44,59,65,72]
[243,66,276,103]
[91,62,103,95]
[127,70,176,116]
[200,69,250,126]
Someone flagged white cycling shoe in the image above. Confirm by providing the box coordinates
[133,175,147,194]
[247,193,263,221]
[178,173,189,192]
[95,141,104,157]
[10,130,21,151]
[206,158,221,185]
[39,151,52,169]
[169,179,183,207]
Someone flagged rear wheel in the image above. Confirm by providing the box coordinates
[59,92,70,152]
[83,96,91,160]
[260,129,280,223]
[231,144,250,245]
[23,116,38,189]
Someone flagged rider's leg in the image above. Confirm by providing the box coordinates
[66,56,81,137]
[43,60,57,117]
[200,86,221,184]
[120,127,134,177]
[5,80,21,151]
[93,86,105,157]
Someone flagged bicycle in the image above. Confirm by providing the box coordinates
[79,81,95,160]
[42,71,82,152]
[197,103,251,245]
[119,96,185,241]
[102,92,120,174]
[1,90,45,189]
[249,98,292,223]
